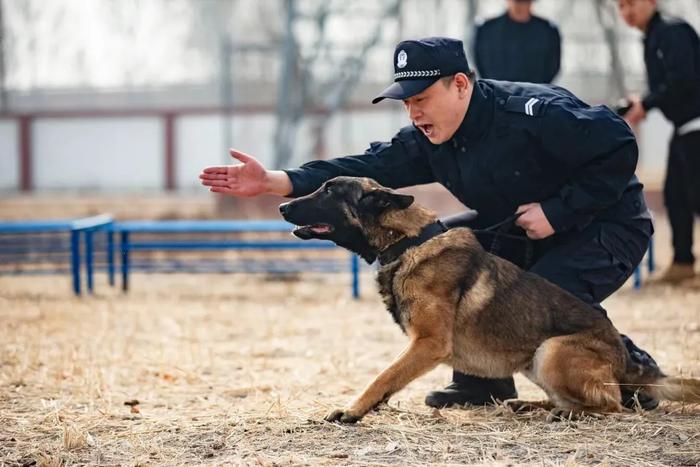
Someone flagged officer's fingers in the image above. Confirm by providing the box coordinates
[515,216,531,230]
[229,149,256,165]
[209,186,237,194]
[199,172,228,181]
[201,166,228,174]
[202,179,231,188]
[525,228,543,240]
[516,203,536,214]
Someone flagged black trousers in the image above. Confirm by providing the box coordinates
[473,218,652,309]
[665,131,700,264]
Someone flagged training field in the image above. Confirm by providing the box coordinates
[1,204,700,465]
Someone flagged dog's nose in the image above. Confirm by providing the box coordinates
[279,202,290,215]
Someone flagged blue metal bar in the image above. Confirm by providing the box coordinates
[70,230,81,295]
[126,241,336,250]
[121,231,130,292]
[0,219,74,233]
[351,254,360,299]
[111,220,294,233]
[633,266,641,290]
[107,231,115,287]
[647,236,655,273]
[86,230,94,294]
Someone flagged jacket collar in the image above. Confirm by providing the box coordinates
[449,80,494,145]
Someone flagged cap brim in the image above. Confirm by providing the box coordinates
[371,78,439,104]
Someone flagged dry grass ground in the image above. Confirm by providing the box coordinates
[1,195,700,466]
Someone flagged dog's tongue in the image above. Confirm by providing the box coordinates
[309,224,332,234]
[292,224,332,237]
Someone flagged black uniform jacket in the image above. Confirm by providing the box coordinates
[643,11,700,127]
[473,13,560,84]
[285,80,648,234]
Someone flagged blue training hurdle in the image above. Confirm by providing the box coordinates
[89,220,361,298]
[1,216,655,298]
[0,214,113,295]
[633,237,655,289]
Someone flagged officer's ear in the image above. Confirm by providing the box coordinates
[453,73,470,97]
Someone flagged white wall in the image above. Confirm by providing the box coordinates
[176,114,277,190]
[0,120,18,190]
[638,110,674,174]
[0,109,676,192]
[176,110,403,190]
[33,117,163,190]
[324,109,407,158]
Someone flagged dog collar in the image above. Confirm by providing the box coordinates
[378,220,448,265]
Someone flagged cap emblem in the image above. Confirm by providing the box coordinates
[397,49,408,69]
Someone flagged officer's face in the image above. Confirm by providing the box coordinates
[402,75,471,145]
[617,0,656,30]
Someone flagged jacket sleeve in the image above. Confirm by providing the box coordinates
[283,126,436,197]
[537,99,638,232]
[643,24,700,111]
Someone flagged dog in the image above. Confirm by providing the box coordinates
[279,176,700,423]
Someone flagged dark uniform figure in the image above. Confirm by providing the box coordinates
[473,3,560,83]
[285,37,659,410]
[643,12,700,278]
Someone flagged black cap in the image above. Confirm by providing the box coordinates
[372,37,471,104]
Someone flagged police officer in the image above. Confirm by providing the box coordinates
[473,0,560,83]
[618,0,700,287]
[200,37,660,410]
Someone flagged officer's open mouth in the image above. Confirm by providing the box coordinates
[417,124,434,137]
[292,223,334,238]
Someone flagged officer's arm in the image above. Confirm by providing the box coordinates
[283,127,435,197]
[545,26,561,84]
[537,101,638,232]
[642,25,700,111]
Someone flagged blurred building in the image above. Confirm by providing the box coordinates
[1,0,698,192]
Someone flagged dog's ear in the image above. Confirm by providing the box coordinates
[359,189,414,214]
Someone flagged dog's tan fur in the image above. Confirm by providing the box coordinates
[280,177,700,423]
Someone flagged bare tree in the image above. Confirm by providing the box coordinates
[271,0,401,169]
[594,0,627,101]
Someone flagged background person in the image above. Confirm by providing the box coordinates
[618,0,700,287]
[473,0,561,83]
[200,37,659,410]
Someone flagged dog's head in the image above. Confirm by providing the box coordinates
[279,177,434,263]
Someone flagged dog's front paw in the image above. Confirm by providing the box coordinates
[506,399,537,413]
[324,408,363,424]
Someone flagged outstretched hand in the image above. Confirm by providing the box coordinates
[199,149,270,197]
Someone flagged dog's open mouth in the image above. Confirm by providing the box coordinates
[292,223,334,239]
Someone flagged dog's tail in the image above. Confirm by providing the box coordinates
[645,377,700,403]
[623,362,700,403]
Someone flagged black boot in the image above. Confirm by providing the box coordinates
[620,335,661,410]
[425,371,517,408]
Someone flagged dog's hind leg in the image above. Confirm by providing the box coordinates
[531,335,625,418]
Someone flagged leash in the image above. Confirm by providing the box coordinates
[472,211,534,269]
